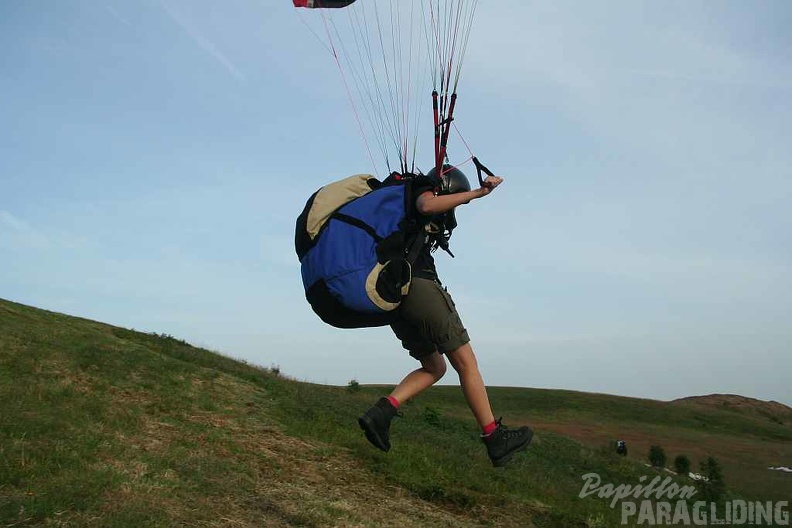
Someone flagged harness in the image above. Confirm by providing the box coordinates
[295,173,428,328]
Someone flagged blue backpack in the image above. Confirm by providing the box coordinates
[295,174,427,328]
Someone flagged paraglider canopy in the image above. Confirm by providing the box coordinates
[293,0,356,8]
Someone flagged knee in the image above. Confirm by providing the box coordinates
[423,354,447,381]
[433,359,448,381]
[447,343,478,375]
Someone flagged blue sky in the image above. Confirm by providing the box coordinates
[2,1,790,405]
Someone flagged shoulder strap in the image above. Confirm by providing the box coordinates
[405,229,427,265]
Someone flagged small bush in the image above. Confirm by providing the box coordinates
[697,456,726,500]
[423,406,441,427]
[346,379,360,393]
[674,454,691,475]
[648,445,666,468]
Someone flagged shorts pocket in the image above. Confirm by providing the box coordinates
[435,282,457,313]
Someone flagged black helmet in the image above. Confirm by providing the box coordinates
[424,165,471,243]
[426,165,471,195]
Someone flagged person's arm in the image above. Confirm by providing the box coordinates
[416,175,504,216]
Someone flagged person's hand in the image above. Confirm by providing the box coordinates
[475,175,504,197]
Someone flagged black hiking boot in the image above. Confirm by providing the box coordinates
[482,419,534,467]
[358,397,399,452]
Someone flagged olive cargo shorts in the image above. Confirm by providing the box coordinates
[390,277,470,359]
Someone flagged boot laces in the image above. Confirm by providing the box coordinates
[496,418,524,439]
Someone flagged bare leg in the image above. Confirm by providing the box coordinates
[445,342,495,428]
[390,352,447,404]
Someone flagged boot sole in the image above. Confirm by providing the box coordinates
[358,415,390,452]
[491,428,534,467]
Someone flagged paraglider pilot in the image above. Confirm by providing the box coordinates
[358,167,534,467]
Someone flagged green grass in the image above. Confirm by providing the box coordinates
[1,298,789,527]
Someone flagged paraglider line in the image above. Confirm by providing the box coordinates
[321,12,379,175]
[344,6,393,170]
[452,120,474,156]
[295,10,334,56]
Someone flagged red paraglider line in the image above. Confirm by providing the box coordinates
[442,156,473,179]
[452,120,475,157]
[320,11,379,175]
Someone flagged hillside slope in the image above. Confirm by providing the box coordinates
[672,394,792,425]
[1,298,790,526]
[0,299,490,527]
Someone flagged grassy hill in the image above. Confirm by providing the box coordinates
[1,298,790,527]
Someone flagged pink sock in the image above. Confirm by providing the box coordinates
[482,420,498,436]
[386,395,400,409]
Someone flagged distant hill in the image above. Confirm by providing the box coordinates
[672,394,792,425]
[1,297,790,527]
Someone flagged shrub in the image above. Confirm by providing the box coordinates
[346,379,361,393]
[423,406,441,427]
[674,454,691,475]
[697,456,726,501]
[648,445,666,468]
